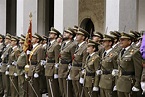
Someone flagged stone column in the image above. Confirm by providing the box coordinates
[0,0,6,35]
[54,0,78,33]
[16,0,38,36]
[105,0,137,33]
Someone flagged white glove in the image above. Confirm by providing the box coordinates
[96,70,103,75]
[25,74,28,79]
[112,69,119,76]
[93,87,99,91]
[141,82,145,92]
[132,86,140,91]
[0,63,2,67]
[27,50,31,55]
[12,61,17,66]
[14,73,18,76]
[7,65,10,68]
[81,69,85,74]
[54,74,58,79]
[67,74,71,80]
[34,73,39,78]
[55,63,59,68]
[79,77,84,84]
[113,86,117,91]
[5,71,9,75]
[68,64,72,70]
[40,60,47,66]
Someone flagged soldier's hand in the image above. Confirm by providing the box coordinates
[96,70,102,75]
[54,74,58,79]
[55,63,59,69]
[141,82,145,92]
[132,86,140,91]
[81,69,85,74]
[112,69,119,76]
[79,77,84,84]
[14,73,18,76]
[113,86,117,91]
[26,50,31,55]
[34,73,39,78]
[67,74,71,80]
[5,71,9,75]
[40,60,47,66]
[93,87,99,91]
[12,61,17,66]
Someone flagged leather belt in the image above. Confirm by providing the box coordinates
[73,64,82,67]
[60,59,71,64]
[30,62,37,65]
[120,71,135,76]
[47,60,55,63]
[86,72,95,76]
[103,70,111,74]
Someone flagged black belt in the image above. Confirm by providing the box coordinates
[17,66,24,69]
[86,72,95,76]
[73,64,82,67]
[103,71,111,74]
[30,62,37,65]
[121,71,135,76]
[60,59,71,64]
[47,60,55,63]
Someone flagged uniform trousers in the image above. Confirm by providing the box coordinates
[9,76,18,97]
[100,88,112,97]
[72,80,82,97]
[0,73,4,97]
[2,73,10,97]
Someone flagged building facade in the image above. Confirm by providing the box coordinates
[0,0,145,36]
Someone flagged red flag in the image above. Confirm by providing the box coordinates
[24,14,32,52]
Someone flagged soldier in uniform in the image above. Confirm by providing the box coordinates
[96,34,118,97]
[110,31,122,53]
[17,36,28,97]
[0,34,5,97]
[7,36,20,97]
[27,33,45,97]
[44,27,61,97]
[92,31,104,57]
[1,33,12,97]
[58,28,76,97]
[69,27,89,97]
[57,34,63,45]
[83,39,101,97]
[116,32,142,97]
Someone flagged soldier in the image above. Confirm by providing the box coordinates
[27,33,45,97]
[69,27,89,97]
[7,36,20,97]
[44,27,61,97]
[1,33,12,97]
[17,36,28,97]
[116,32,142,97]
[57,34,63,45]
[58,28,76,97]
[42,35,48,50]
[0,34,5,97]
[96,34,118,97]
[83,39,101,97]
[92,31,104,57]
[110,31,122,53]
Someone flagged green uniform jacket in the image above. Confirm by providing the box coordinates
[58,41,76,78]
[84,53,101,88]
[45,41,60,76]
[1,45,12,72]
[8,46,20,76]
[28,44,45,76]
[116,46,142,92]
[99,49,118,89]
[17,51,27,75]
[70,41,88,80]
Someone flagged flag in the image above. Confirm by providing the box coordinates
[24,13,32,52]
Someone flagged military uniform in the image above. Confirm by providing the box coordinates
[8,36,20,97]
[1,34,12,97]
[45,28,61,97]
[116,32,143,97]
[58,28,77,97]
[83,40,101,97]
[28,33,45,97]
[0,34,5,97]
[98,35,118,97]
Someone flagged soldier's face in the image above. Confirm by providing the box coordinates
[76,34,84,42]
[102,40,110,48]
[49,33,56,40]
[87,46,94,54]
[4,38,10,45]
[63,32,70,40]
[0,38,2,43]
[11,40,17,47]
[32,37,37,44]
[92,36,100,42]
[120,38,131,48]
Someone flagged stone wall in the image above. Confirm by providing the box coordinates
[79,0,105,33]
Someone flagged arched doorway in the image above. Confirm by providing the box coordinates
[80,18,94,39]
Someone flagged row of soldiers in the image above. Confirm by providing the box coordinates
[0,26,145,97]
